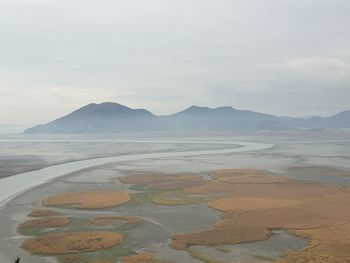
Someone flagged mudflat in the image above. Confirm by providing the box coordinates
[1,138,350,263]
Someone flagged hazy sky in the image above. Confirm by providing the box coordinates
[0,0,350,125]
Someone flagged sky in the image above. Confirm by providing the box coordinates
[0,0,350,126]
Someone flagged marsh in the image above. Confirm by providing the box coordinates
[0,132,349,262]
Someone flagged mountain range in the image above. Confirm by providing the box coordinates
[24,102,350,133]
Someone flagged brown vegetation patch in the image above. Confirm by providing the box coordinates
[21,231,123,255]
[28,209,60,217]
[209,169,288,184]
[122,252,154,263]
[180,169,350,261]
[42,190,131,209]
[19,216,70,228]
[171,225,267,250]
[90,216,143,225]
[276,222,350,263]
[186,180,334,199]
[217,207,334,229]
[218,175,288,184]
[297,222,350,257]
[207,183,350,262]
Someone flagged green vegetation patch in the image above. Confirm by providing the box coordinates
[152,191,209,205]
[19,216,142,237]
[129,183,148,191]
[187,247,225,263]
[120,190,163,207]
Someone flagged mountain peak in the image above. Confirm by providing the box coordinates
[216,106,235,110]
[177,105,237,115]
[69,102,154,116]
[78,102,127,110]
[335,109,350,116]
[182,105,210,112]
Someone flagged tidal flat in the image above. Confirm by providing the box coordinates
[0,133,349,263]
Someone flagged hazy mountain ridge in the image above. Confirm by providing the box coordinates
[26,102,158,133]
[24,102,350,133]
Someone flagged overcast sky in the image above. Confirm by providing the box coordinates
[0,0,349,125]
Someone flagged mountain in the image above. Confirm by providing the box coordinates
[320,110,350,128]
[25,102,157,133]
[24,102,350,133]
[281,110,350,130]
[163,106,291,131]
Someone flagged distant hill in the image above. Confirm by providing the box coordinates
[317,110,350,128]
[281,110,350,130]
[24,102,350,133]
[163,106,291,131]
[25,102,157,133]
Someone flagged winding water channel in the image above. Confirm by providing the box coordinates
[0,140,272,207]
